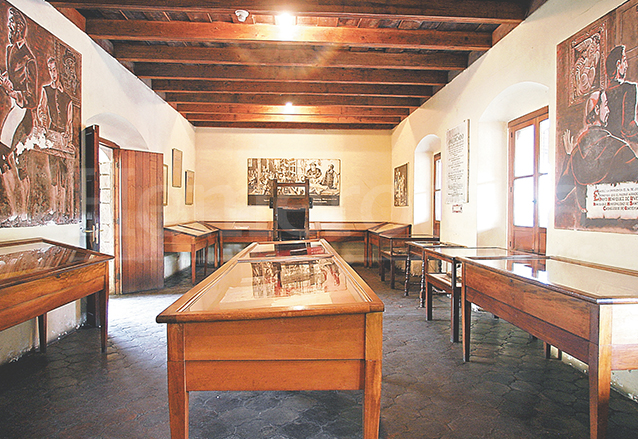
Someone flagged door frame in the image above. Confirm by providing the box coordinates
[98,136,122,295]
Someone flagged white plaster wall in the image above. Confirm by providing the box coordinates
[194,128,392,222]
[391,0,638,401]
[0,0,196,364]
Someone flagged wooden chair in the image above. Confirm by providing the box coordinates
[378,234,438,289]
[271,179,311,241]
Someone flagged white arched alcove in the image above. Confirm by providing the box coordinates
[413,134,440,234]
[477,81,549,246]
[85,112,149,150]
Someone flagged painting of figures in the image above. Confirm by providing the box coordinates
[556,0,638,233]
[247,158,341,206]
[0,2,81,227]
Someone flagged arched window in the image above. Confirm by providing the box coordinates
[413,135,440,234]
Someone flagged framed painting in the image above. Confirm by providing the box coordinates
[556,1,638,233]
[394,163,408,207]
[172,149,182,187]
[0,2,82,227]
[185,170,194,205]
[247,158,341,206]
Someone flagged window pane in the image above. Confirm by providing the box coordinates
[434,191,442,221]
[539,118,550,175]
[514,125,534,177]
[538,174,550,228]
[513,177,534,227]
[434,158,442,190]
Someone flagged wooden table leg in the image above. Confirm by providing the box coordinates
[203,246,208,278]
[451,264,460,343]
[37,313,47,353]
[404,252,411,296]
[99,281,109,352]
[364,234,369,268]
[589,307,612,439]
[190,245,196,284]
[425,282,433,321]
[167,325,188,439]
[419,255,426,308]
[389,256,396,289]
[364,313,382,439]
[462,284,472,362]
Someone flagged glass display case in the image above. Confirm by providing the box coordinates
[157,239,384,439]
[461,255,638,439]
[0,238,112,352]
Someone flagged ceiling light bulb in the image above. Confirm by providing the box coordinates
[277,13,295,27]
[235,10,249,22]
[284,102,294,114]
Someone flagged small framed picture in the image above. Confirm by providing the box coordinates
[172,149,183,187]
[394,163,408,207]
[185,170,194,205]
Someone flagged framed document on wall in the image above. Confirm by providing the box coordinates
[446,120,469,204]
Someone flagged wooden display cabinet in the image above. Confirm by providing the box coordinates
[461,256,638,439]
[157,239,384,439]
[0,238,112,352]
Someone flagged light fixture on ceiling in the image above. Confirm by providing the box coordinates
[276,13,295,28]
[235,10,249,22]
[283,102,295,114]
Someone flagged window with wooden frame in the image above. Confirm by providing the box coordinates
[508,107,550,255]
[433,152,442,238]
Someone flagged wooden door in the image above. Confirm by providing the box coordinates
[84,126,100,251]
[83,126,101,326]
[432,152,441,238]
[508,107,549,255]
[120,149,164,293]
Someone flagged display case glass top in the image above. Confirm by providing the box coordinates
[408,241,462,249]
[180,222,215,233]
[165,225,210,236]
[158,239,383,321]
[239,241,331,262]
[0,238,112,285]
[468,258,638,303]
[368,222,407,233]
[431,246,540,259]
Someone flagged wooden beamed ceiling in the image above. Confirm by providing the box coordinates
[49,0,538,130]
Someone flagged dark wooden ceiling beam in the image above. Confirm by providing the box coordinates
[49,0,528,24]
[191,121,396,130]
[152,79,433,97]
[137,63,448,85]
[86,20,492,51]
[176,103,411,117]
[186,113,403,124]
[163,92,422,108]
[113,44,468,70]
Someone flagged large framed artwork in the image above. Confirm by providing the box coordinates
[556,0,638,233]
[0,2,82,227]
[394,163,408,207]
[247,158,341,206]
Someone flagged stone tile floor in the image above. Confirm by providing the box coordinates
[1,265,638,438]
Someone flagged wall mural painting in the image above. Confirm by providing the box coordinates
[247,158,340,206]
[556,0,638,233]
[0,2,81,227]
